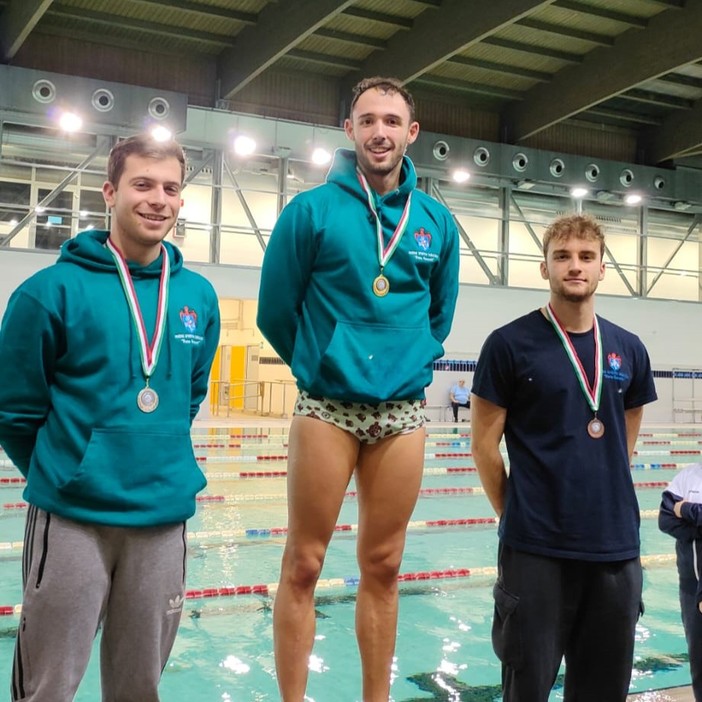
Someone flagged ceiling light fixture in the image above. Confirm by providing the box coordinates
[311,147,331,166]
[58,111,83,132]
[151,125,173,142]
[233,135,256,156]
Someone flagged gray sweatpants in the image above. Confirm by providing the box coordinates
[11,505,188,702]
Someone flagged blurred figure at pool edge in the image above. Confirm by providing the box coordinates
[0,134,220,701]
[449,378,470,422]
[658,463,702,700]
[257,76,459,701]
[471,213,657,701]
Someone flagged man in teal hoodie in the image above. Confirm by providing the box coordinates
[258,77,459,701]
[0,134,220,701]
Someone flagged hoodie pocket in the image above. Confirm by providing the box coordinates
[58,428,205,516]
[316,321,443,401]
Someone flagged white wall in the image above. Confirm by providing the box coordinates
[2,248,699,424]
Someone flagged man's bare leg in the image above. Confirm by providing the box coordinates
[273,416,359,701]
[355,428,426,701]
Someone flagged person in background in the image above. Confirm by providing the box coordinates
[470,213,657,701]
[257,76,459,701]
[0,133,220,702]
[658,463,702,700]
[449,378,470,421]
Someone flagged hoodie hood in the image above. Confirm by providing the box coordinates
[325,148,418,201]
[58,229,184,276]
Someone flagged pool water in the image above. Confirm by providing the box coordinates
[0,426,698,701]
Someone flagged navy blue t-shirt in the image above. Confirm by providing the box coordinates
[472,309,657,561]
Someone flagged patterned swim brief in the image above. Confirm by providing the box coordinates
[294,391,425,444]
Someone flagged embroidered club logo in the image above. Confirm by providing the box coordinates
[414,228,432,251]
[179,306,198,333]
[608,352,622,371]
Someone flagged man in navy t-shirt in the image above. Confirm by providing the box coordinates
[471,213,657,702]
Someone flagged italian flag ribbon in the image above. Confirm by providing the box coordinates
[357,168,412,269]
[544,303,603,414]
[106,238,170,380]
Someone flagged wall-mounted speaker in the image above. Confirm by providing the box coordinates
[32,79,56,104]
[91,88,115,112]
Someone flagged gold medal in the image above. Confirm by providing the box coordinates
[587,417,604,439]
[137,386,159,413]
[372,274,390,297]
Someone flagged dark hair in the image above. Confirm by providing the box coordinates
[543,213,605,258]
[350,77,416,122]
[107,134,186,187]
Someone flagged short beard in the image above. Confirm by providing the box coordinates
[558,289,594,303]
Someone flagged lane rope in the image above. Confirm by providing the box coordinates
[0,549,677,617]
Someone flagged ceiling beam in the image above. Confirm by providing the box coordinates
[659,72,702,90]
[0,0,54,60]
[414,75,523,101]
[132,0,256,24]
[353,0,556,84]
[341,7,413,29]
[552,0,648,29]
[46,6,233,45]
[646,98,702,162]
[648,0,685,7]
[25,25,219,58]
[516,17,615,46]
[584,106,662,126]
[287,48,360,70]
[482,35,581,63]
[314,27,386,50]
[218,0,354,99]
[507,0,702,141]
[619,89,692,110]
[447,55,551,82]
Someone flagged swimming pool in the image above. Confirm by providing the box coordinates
[0,425,698,701]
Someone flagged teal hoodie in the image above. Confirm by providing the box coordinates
[0,230,220,526]
[257,149,459,402]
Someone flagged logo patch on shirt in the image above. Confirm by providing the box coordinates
[175,305,205,345]
[603,351,629,381]
[414,227,432,251]
[409,227,439,263]
[608,353,622,371]
[179,306,198,333]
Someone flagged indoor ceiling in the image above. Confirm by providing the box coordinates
[1,0,702,166]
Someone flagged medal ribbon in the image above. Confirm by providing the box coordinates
[106,238,170,380]
[544,303,603,414]
[357,168,412,269]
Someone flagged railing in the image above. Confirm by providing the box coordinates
[672,398,702,424]
[210,379,297,418]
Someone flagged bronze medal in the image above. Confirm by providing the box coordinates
[587,417,604,439]
[372,274,390,297]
